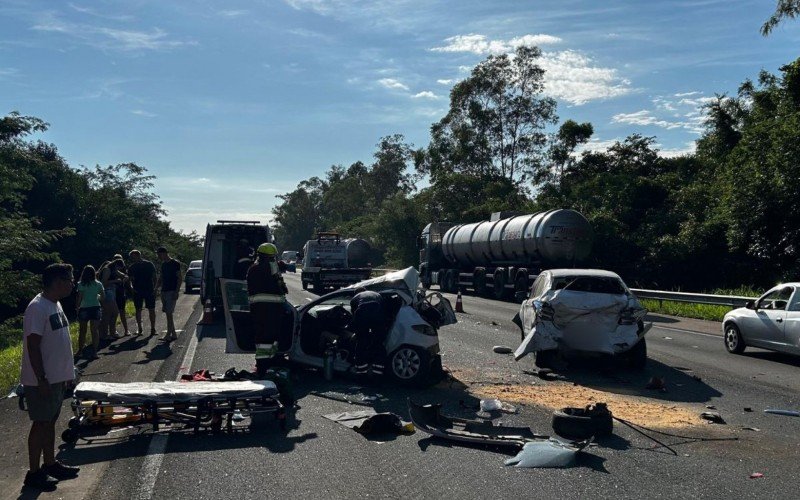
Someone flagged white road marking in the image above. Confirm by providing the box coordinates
[652,324,721,339]
[135,324,200,499]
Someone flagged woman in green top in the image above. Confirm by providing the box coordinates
[76,265,104,358]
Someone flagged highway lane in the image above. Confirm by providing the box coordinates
[77,273,800,498]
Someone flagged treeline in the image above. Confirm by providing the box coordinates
[273,48,800,292]
[0,113,202,326]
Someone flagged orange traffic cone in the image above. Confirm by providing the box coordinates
[455,290,464,313]
[198,299,214,325]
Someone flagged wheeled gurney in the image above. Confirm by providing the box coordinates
[63,380,285,443]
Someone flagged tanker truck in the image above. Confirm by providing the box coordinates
[300,232,373,293]
[418,210,593,299]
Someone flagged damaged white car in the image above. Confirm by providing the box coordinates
[512,269,652,370]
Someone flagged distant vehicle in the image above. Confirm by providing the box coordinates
[722,283,800,356]
[184,260,203,293]
[201,221,271,308]
[513,269,651,370]
[280,250,298,263]
[300,232,372,293]
[220,268,457,386]
[418,210,593,300]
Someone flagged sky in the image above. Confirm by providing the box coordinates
[1,0,798,235]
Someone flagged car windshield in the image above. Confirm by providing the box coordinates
[551,276,626,295]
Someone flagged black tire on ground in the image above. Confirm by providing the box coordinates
[627,337,647,370]
[724,323,746,354]
[387,345,431,387]
[61,428,79,444]
[535,349,557,369]
[552,407,613,440]
[493,271,507,300]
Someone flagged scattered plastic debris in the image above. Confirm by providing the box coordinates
[490,321,500,326]
[479,398,517,413]
[741,427,760,432]
[663,337,672,340]
[700,412,726,424]
[232,410,245,422]
[706,405,717,410]
[504,438,590,468]
[764,409,800,417]
[744,407,753,412]
[493,345,513,354]
[749,473,764,479]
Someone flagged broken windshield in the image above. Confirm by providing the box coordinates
[551,276,626,295]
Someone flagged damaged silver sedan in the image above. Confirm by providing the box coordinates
[512,269,652,370]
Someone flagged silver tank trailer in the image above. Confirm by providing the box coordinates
[441,209,592,267]
[344,238,371,268]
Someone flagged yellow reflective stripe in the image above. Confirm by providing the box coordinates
[249,294,286,303]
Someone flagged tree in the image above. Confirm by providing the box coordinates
[420,45,558,184]
[762,0,800,35]
[546,120,593,185]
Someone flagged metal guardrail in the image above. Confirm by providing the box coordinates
[369,268,757,309]
[630,289,755,308]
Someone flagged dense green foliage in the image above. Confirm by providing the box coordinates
[273,53,800,292]
[0,113,202,326]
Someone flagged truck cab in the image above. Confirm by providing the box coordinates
[201,220,271,308]
[300,232,373,294]
[418,222,452,289]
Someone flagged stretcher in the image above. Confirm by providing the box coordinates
[63,380,285,443]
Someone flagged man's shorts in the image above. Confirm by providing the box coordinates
[23,382,65,422]
[132,290,156,310]
[103,287,116,302]
[161,290,178,313]
[77,306,102,322]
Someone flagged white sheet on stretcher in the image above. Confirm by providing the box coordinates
[74,380,279,404]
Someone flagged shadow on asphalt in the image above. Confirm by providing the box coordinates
[133,342,174,365]
[644,314,680,324]
[549,359,723,403]
[739,350,800,368]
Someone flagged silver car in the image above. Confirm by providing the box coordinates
[184,260,202,292]
[722,283,800,355]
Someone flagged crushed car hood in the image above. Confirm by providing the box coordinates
[515,289,647,359]
[345,267,419,304]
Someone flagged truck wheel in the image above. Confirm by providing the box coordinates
[313,280,324,294]
[473,271,487,296]
[387,345,431,387]
[493,271,507,300]
[515,275,528,296]
[444,269,458,293]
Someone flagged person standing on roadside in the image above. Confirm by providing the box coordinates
[111,254,130,336]
[127,250,157,336]
[75,265,103,359]
[155,247,182,341]
[98,260,121,339]
[20,263,80,491]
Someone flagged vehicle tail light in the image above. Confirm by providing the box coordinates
[619,308,636,325]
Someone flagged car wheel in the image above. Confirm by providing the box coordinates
[387,345,430,387]
[627,338,647,371]
[535,349,557,369]
[724,323,746,354]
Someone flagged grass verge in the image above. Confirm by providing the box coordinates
[0,300,135,395]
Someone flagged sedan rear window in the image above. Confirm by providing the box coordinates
[551,276,626,295]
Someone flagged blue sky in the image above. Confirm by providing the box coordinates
[2,0,798,234]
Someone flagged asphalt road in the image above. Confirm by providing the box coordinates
[4,273,799,499]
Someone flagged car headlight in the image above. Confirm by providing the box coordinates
[412,324,437,336]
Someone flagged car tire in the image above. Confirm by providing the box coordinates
[387,345,431,387]
[627,338,647,371]
[535,349,557,369]
[724,323,746,354]
[552,406,613,440]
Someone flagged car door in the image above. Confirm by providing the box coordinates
[521,274,548,335]
[782,287,800,354]
[739,287,790,349]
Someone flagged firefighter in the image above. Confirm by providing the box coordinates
[246,243,288,377]
[349,288,388,376]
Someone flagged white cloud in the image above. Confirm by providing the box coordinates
[436,79,454,85]
[538,50,632,105]
[576,137,621,154]
[431,33,561,55]
[378,78,409,91]
[412,91,439,100]
[131,109,157,118]
[218,9,248,18]
[68,3,133,21]
[612,110,684,129]
[31,13,194,52]
[674,91,702,97]
[657,142,697,158]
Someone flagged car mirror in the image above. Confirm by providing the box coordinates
[514,291,527,302]
[745,300,756,310]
